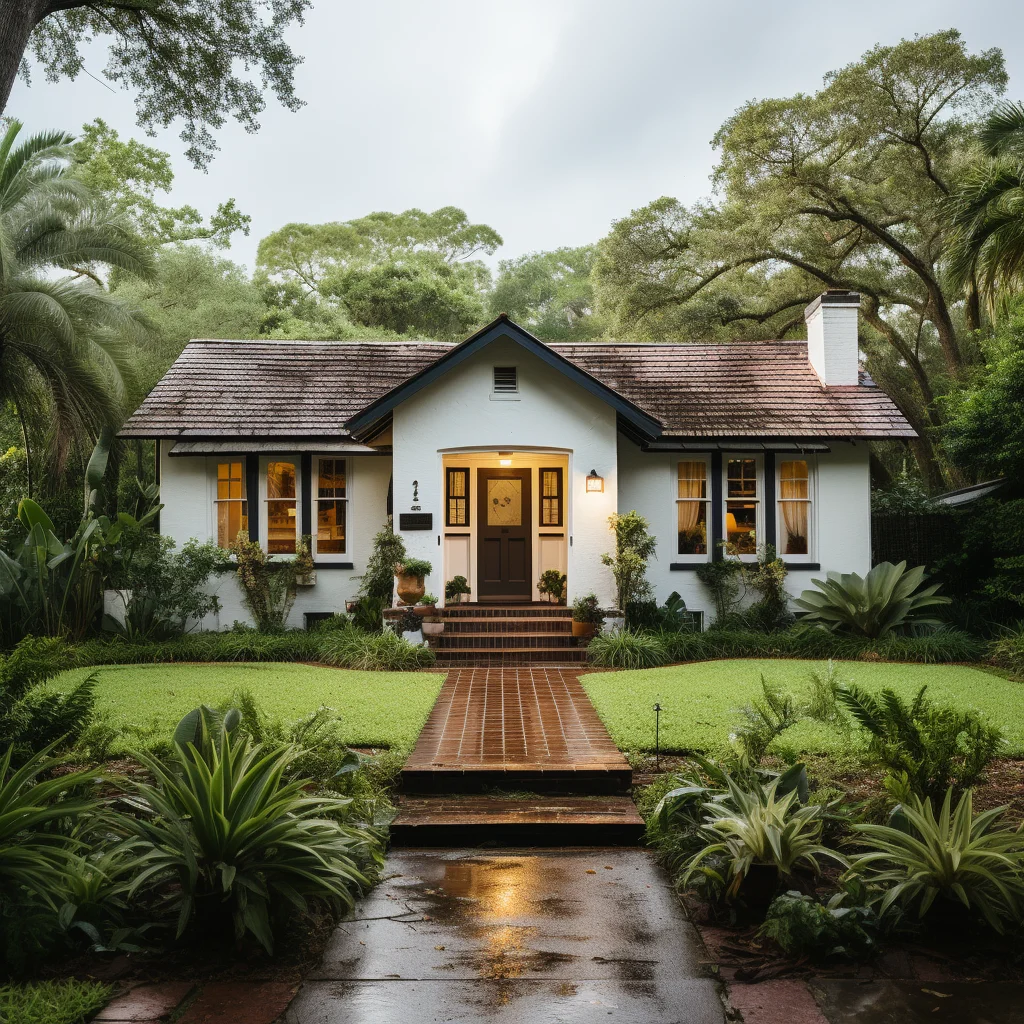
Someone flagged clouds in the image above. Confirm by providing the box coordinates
[8,0,1023,272]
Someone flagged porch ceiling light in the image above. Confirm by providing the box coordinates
[586,469,604,493]
[498,451,513,466]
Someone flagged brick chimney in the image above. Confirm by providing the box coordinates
[804,290,860,386]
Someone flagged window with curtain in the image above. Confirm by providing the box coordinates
[725,457,758,555]
[676,460,709,554]
[215,461,247,548]
[446,467,469,526]
[540,468,563,527]
[778,460,811,555]
[316,458,347,555]
[266,461,297,554]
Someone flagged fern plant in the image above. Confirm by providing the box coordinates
[837,683,1002,801]
[794,561,949,638]
[733,676,801,762]
[848,788,1024,934]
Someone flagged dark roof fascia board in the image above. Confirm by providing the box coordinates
[641,438,833,453]
[343,316,664,439]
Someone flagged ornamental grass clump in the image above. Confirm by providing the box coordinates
[847,788,1024,934]
[587,628,669,669]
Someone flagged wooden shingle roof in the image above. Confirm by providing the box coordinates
[120,332,915,440]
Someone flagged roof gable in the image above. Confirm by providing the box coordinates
[343,315,664,439]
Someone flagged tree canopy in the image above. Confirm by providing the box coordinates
[257,207,502,339]
[594,30,1008,486]
[72,119,250,248]
[490,246,606,340]
[5,0,311,168]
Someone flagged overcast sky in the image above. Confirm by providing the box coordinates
[8,0,1023,273]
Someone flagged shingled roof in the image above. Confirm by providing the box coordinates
[120,330,915,441]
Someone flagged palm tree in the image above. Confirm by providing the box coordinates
[0,120,154,493]
[946,102,1024,312]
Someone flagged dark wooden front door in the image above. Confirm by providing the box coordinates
[477,469,532,600]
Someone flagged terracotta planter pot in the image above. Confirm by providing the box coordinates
[396,574,425,606]
[571,620,598,640]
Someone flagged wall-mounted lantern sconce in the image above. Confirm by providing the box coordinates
[586,469,604,493]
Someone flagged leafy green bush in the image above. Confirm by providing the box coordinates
[794,561,950,638]
[758,891,878,959]
[0,979,114,1024]
[359,525,406,602]
[601,510,656,610]
[231,534,296,632]
[734,677,802,763]
[126,716,380,953]
[837,683,1002,801]
[990,623,1024,677]
[625,592,694,632]
[312,626,435,671]
[587,628,669,669]
[571,593,605,625]
[395,557,432,578]
[848,788,1024,934]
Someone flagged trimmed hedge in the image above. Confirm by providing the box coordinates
[588,626,986,670]
[66,627,435,672]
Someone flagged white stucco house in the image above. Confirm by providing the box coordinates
[120,290,914,632]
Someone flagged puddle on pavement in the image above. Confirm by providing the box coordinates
[811,979,1024,1023]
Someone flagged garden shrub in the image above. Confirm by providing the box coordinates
[837,683,1003,801]
[125,715,380,954]
[601,511,656,610]
[848,788,1024,934]
[733,676,802,763]
[989,622,1024,676]
[587,628,669,669]
[358,524,406,603]
[231,534,296,632]
[758,891,878,959]
[1,637,97,762]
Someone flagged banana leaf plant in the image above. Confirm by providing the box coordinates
[0,496,160,642]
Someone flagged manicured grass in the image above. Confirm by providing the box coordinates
[580,659,1024,756]
[0,980,113,1024]
[52,662,445,753]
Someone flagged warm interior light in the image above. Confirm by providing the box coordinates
[586,469,604,493]
[499,459,512,466]
[498,451,513,466]
[726,512,738,533]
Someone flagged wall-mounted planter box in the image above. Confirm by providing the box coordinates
[296,571,317,587]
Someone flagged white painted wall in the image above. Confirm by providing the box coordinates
[158,441,391,629]
[391,336,619,606]
[617,436,872,624]
[806,297,860,386]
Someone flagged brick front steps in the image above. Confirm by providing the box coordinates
[433,603,588,667]
[394,668,643,845]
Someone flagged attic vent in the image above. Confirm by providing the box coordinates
[493,366,518,393]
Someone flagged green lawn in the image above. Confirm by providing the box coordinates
[580,659,1024,756]
[53,662,445,753]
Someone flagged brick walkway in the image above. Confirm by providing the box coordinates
[403,668,626,773]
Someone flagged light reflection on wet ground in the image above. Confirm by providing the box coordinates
[289,848,725,1023]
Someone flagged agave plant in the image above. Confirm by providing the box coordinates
[125,720,379,953]
[793,561,949,638]
[683,773,845,902]
[847,788,1024,934]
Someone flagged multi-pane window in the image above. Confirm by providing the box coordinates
[446,468,470,527]
[215,461,247,548]
[266,461,298,554]
[540,468,563,527]
[676,460,709,555]
[725,457,758,555]
[316,458,347,555]
[778,460,811,556]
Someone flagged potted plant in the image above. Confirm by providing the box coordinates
[538,569,567,604]
[415,593,438,617]
[445,575,471,605]
[421,601,445,639]
[295,535,316,586]
[571,593,605,640]
[394,558,432,606]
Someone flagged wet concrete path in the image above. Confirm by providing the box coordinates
[286,848,725,1023]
